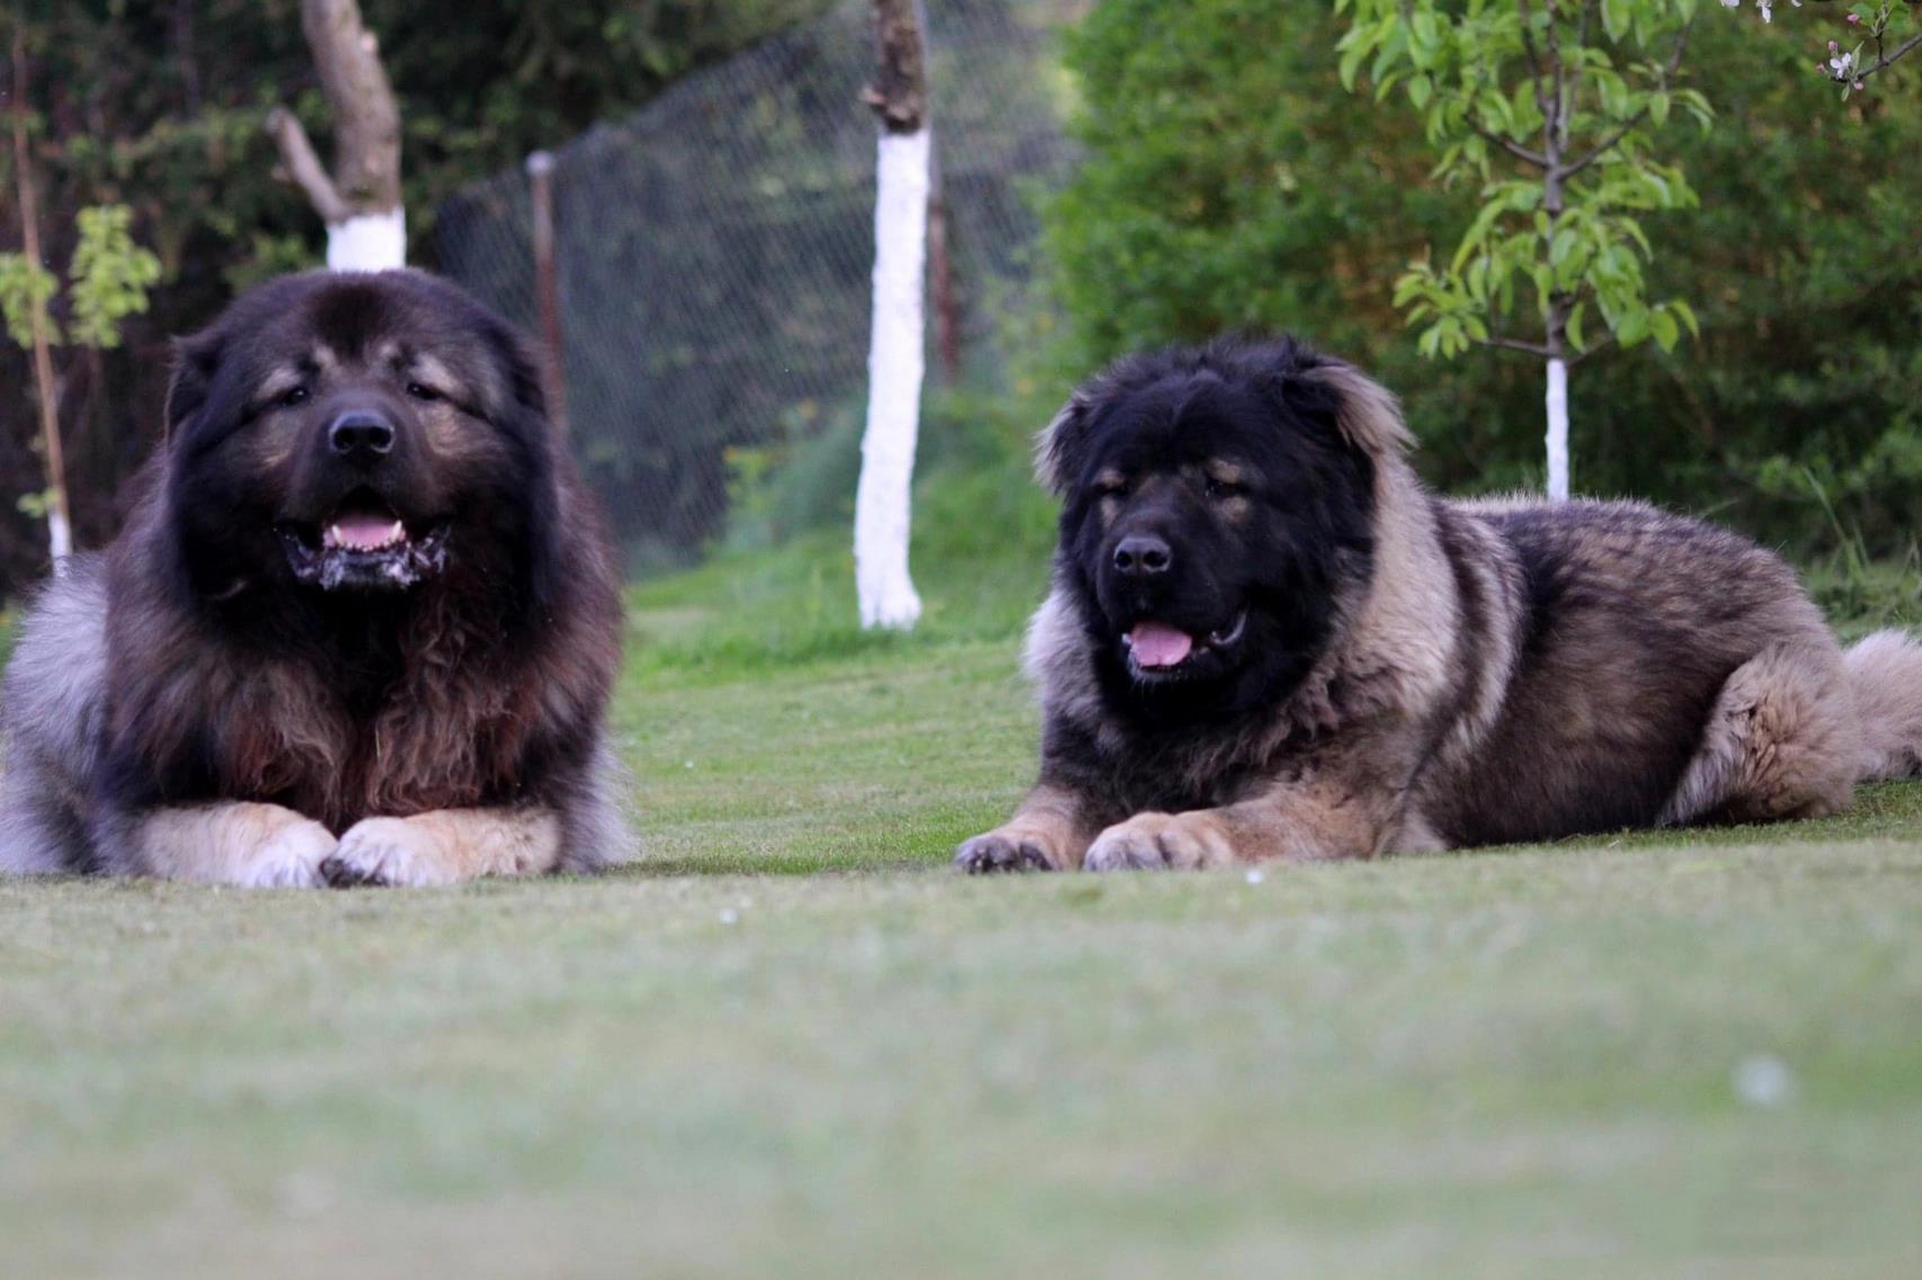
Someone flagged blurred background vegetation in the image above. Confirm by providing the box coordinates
[1040,0,1921,557]
[0,0,831,593]
[2,0,1917,602]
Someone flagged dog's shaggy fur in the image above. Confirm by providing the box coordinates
[0,270,628,887]
[957,338,1922,872]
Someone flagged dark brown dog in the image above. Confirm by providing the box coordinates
[1,270,628,886]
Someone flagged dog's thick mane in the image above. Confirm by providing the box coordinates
[95,471,620,836]
[1027,336,1450,805]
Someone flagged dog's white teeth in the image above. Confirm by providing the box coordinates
[322,519,407,551]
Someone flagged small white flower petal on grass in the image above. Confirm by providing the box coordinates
[718,907,739,925]
[1733,1054,1798,1108]
[1244,867,1266,885]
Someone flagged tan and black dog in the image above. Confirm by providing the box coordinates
[959,337,1922,872]
[0,270,628,887]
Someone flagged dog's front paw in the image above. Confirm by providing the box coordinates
[322,817,455,888]
[236,817,337,888]
[954,829,1060,874]
[1085,811,1234,872]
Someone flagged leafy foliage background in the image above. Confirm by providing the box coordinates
[1040,0,1921,553]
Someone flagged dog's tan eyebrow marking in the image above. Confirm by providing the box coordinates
[1093,468,1129,492]
[255,365,306,404]
[1203,460,1252,487]
[408,352,462,393]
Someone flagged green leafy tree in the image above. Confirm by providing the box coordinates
[1337,0,1713,500]
[1041,0,1921,555]
[0,207,162,350]
[0,204,160,557]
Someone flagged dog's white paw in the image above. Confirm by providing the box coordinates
[322,817,456,888]
[235,817,338,888]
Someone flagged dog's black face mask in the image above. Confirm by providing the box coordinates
[1047,343,1377,728]
[161,271,559,604]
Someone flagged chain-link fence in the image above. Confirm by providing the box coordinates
[436,0,1085,571]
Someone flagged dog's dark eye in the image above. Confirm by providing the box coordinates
[1094,479,1130,499]
[1205,477,1243,500]
[278,385,310,409]
[406,382,443,403]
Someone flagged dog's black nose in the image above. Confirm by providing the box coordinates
[1113,534,1172,577]
[328,411,395,460]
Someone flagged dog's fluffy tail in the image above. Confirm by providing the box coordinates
[1846,630,1922,782]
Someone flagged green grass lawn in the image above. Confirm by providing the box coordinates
[4,525,1922,1278]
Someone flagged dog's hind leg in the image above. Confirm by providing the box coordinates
[1659,642,1861,828]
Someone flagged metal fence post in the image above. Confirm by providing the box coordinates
[526,149,570,436]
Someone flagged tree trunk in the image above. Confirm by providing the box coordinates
[1544,354,1570,503]
[266,0,404,271]
[854,0,932,631]
[1542,132,1570,502]
[9,32,71,569]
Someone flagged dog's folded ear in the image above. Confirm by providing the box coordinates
[1035,384,1099,495]
[164,331,223,443]
[484,322,550,424]
[1297,358,1413,458]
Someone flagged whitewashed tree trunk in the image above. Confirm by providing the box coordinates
[46,510,71,563]
[855,0,933,631]
[325,207,406,271]
[267,1,404,272]
[855,128,929,630]
[1544,356,1570,502]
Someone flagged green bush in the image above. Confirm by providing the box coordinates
[1041,0,1922,554]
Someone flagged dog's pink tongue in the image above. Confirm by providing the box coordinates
[329,513,402,551]
[1129,621,1194,668]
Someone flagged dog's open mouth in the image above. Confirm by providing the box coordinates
[1122,609,1248,680]
[278,491,449,591]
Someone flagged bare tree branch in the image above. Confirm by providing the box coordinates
[266,0,401,225]
[1472,122,1549,168]
[264,106,350,223]
[1567,332,1619,368]
[1474,335,1554,358]
[302,0,401,207]
[863,0,928,133]
[1560,114,1641,181]
[9,29,71,562]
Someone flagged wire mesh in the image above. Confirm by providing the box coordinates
[436,0,1084,571]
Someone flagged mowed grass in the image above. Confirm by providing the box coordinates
[4,521,1922,1278]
